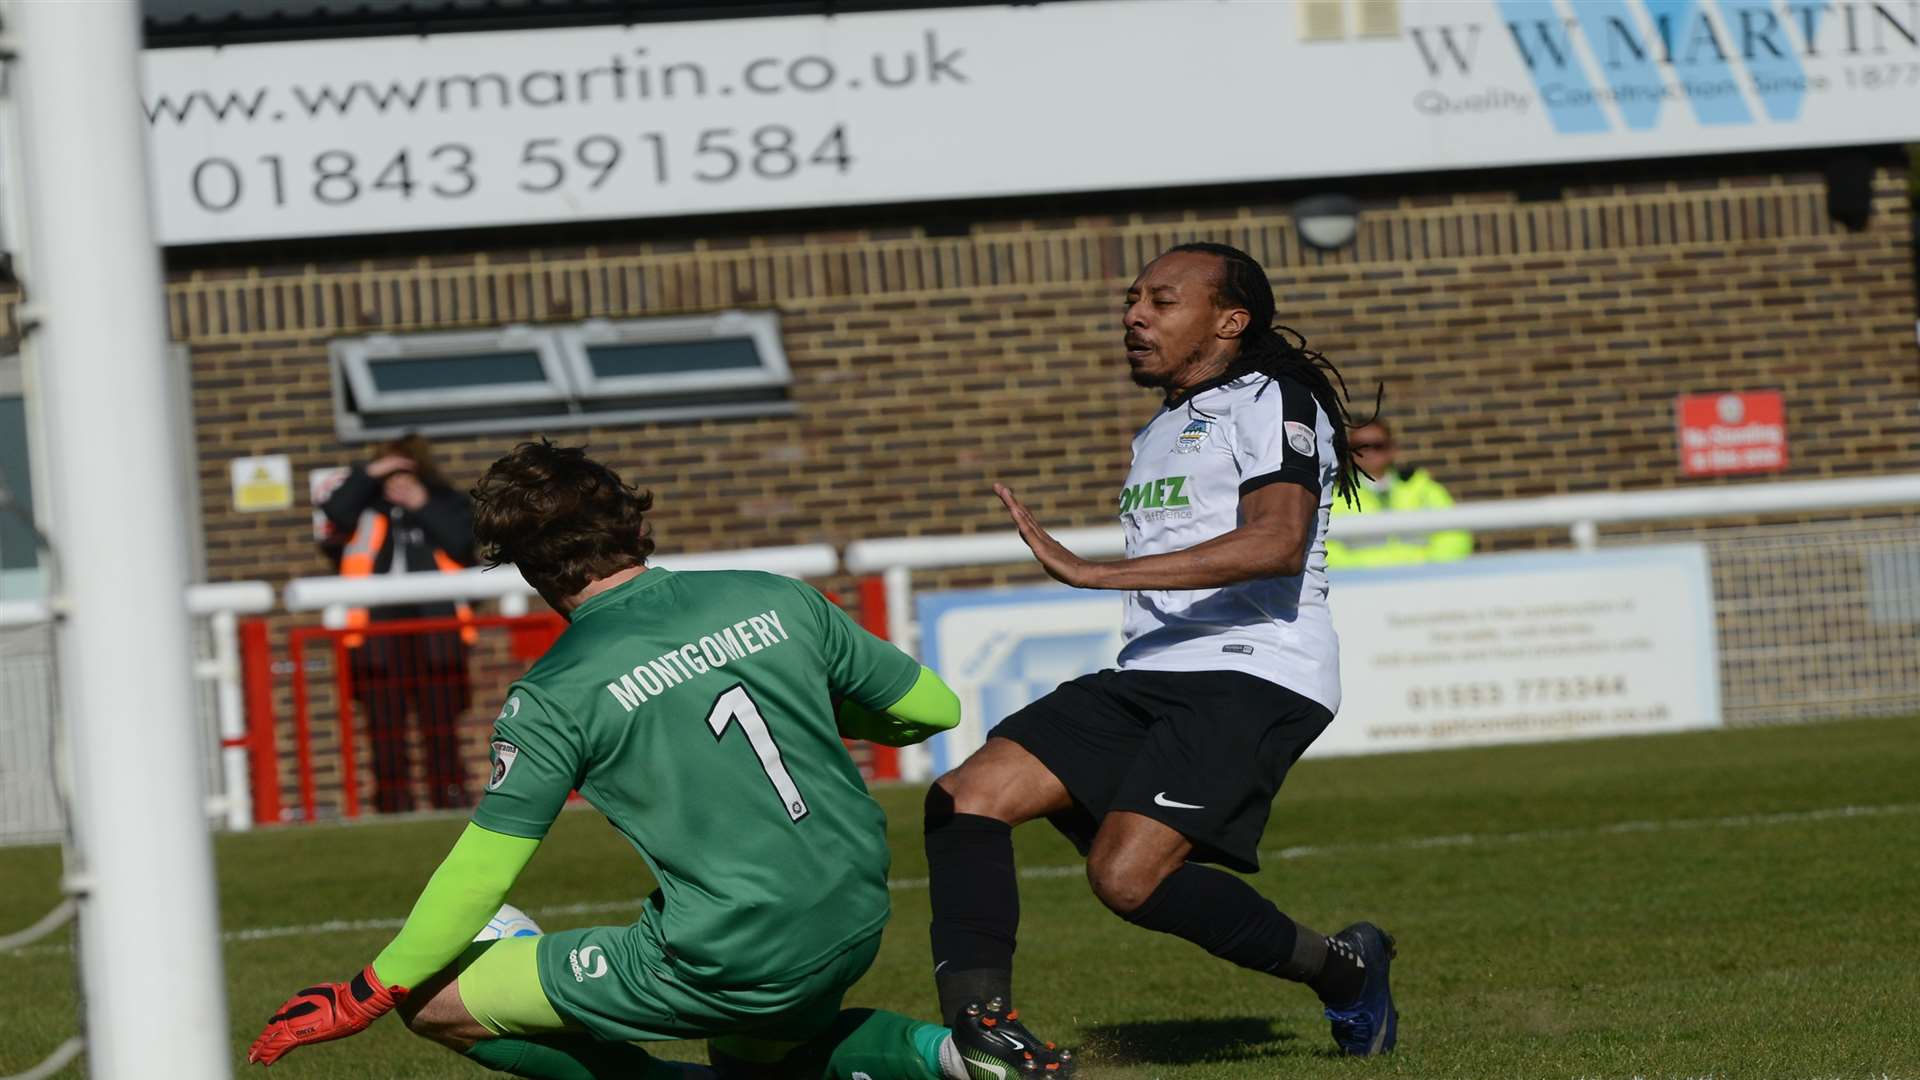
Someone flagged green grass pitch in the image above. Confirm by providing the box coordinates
[4,716,1917,1078]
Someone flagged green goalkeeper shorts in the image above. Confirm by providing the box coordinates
[519,922,884,1045]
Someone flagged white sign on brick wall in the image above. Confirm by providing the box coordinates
[141,0,1920,245]
[1319,544,1722,756]
[914,544,1721,770]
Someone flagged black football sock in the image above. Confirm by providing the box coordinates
[1308,931,1369,1007]
[1122,863,1365,1003]
[925,794,1018,1027]
[1121,863,1296,971]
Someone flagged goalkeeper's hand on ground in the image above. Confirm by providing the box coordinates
[247,964,407,1066]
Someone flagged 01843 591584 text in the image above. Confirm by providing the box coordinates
[181,124,854,216]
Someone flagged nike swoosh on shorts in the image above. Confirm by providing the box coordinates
[1153,792,1205,810]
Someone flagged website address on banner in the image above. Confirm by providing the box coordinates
[145,31,968,127]
[1367,704,1673,743]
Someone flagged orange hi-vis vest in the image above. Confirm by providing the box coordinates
[338,509,477,647]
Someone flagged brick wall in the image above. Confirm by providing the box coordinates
[156,165,1916,596]
[5,162,1915,816]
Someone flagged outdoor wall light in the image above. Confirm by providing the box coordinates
[1293,194,1361,251]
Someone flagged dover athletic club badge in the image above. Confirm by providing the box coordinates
[1172,419,1212,454]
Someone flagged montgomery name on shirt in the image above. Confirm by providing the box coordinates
[605,609,791,711]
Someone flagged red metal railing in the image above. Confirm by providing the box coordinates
[242,585,907,824]
[282,613,564,822]
[856,576,901,782]
[237,617,281,825]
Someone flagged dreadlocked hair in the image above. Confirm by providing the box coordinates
[1167,241,1377,508]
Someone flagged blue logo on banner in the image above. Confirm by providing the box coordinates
[916,586,1125,775]
[1456,0,1840,135]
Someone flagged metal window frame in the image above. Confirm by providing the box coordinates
[555,310,791,400]
[0,352,46,599]
[329,313,796,442]
[332,324,572,413]
[0,348,203,596]
[343,398,798,443]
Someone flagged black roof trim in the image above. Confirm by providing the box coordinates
[146,0,1053,48]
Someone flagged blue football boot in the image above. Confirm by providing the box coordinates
[1322,922,1398,1056]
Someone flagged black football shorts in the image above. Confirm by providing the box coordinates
[992,667,1333,873]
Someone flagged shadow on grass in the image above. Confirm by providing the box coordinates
[1080,1017,1303,1065]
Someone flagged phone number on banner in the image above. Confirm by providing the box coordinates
[179,125,854,215]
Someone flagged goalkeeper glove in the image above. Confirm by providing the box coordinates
[247,964,406,1066]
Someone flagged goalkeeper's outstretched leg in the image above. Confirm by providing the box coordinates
[397,932,1069,1079]
[399,937,704,1078]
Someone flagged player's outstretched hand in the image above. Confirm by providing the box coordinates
[996,483,1102,588]
[247,965,407,1067]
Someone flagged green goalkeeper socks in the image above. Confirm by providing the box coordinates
[461,1011,953,1080]
[819,1008,952,1080]
[461,1034,710,1078]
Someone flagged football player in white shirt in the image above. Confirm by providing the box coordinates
[923,244,1399,1059]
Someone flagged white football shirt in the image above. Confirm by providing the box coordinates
[1114,373,1341,712]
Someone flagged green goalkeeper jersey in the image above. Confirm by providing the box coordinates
[471,567,921,987]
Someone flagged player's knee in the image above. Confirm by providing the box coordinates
[398,983,479,1051]
[931,761,1012,823]
[934,739,1069,825]
[934,761,1000,814]
[400,1004,452,1045]
[1085,850,1163,916]
[924,780,960,830]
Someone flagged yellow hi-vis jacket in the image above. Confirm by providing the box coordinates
[1326,467,1473,569]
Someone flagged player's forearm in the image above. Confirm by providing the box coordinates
[837,666,960,746]
[370,823,538,988]
[1081,525,1307,589]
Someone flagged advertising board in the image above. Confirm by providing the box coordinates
[913,544,1722,774]
[142,1,1920,244]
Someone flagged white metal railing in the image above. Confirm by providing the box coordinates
[280,544,841,621]
[0,600,53,628]
[0,581,274,842]
[8,545,839,847]
[0,581,275,627]
[190,583,276,832]
[845,472,1920,654]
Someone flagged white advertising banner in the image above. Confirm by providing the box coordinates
[914,544,1721,772]
[1317,544,1722,755]
[141,0,1920,245]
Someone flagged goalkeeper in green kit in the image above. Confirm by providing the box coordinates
[248,441,1072,1079]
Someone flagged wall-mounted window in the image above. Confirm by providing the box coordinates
[331,311,794,440]
[0,353,43,600]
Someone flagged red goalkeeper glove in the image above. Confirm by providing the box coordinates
[247,964,407,1066]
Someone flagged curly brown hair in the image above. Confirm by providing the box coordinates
[471,441,655,601]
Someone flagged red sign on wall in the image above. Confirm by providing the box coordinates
[1676,391,1787,477]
